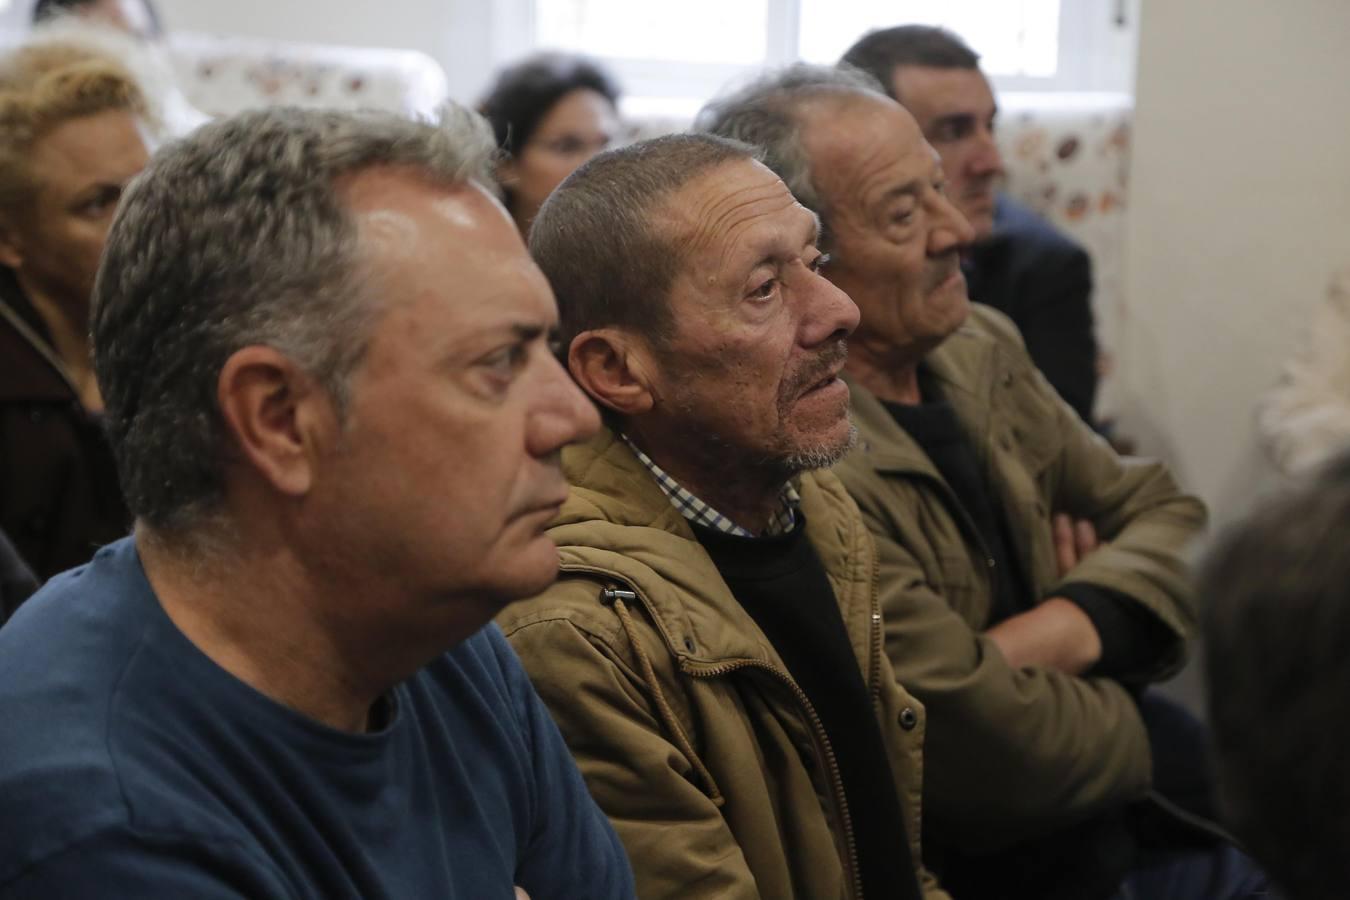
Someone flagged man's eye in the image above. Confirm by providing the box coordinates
[933,180,948,196]
[484,344,528,376]
[750,279,778,301]
[545,136,586,155]
[934,122,972,143]
[809,253,832,273]
[75,187,121,218]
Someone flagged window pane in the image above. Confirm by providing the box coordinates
[535,0,769,65]
[797,0,1060,77]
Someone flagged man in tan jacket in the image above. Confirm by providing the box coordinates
[498,133,948,898]
[702,67,1268,900]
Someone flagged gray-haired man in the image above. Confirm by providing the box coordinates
[0,107,634,898]
[498,132,948,899]
[700,65,1264,900]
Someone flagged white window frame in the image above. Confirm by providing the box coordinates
[487,0,1138,110]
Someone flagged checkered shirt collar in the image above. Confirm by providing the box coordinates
[621,435,801,538]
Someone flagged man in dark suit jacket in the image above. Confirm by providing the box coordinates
[842,25,1099,423]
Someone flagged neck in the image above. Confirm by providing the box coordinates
[19,276,100,409]
[139,524,422,733]
[844,332,927,405]
[625,425,787,535]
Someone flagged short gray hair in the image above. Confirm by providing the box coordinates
[696,63,885,234]
[92,104,497,534]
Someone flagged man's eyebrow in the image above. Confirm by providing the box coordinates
[69,181,122,202]
[747,210,824,271]
[932,112,976,130]
[507,322,545,340]
[882,179,925,203]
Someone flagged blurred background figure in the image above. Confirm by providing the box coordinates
[0,40,151,584]
[33,0,161,40]
[478,52,620,236]
[1257,268,1350,476]
[1201,451,1350,900]
[29,0,209,134]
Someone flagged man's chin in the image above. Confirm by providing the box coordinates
[959,199,997,239]
[488,541,563,607]
[782,421,858,473]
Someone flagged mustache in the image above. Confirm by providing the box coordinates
[922,252,963,294]
[785,338,849,399]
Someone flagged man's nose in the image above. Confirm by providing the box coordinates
[528,355,601,458]
[930,192,978,255]
[801,273,860,348]
[969,128,1006,178]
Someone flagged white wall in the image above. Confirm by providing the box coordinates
[154,0,498,103]
[1118,0,1350,535]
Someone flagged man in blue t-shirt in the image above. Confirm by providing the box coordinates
[0,105,632,899]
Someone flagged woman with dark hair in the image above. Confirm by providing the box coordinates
[32,0,163,41]
[479,53,621,236]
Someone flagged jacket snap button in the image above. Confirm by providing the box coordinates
[1002,373,1014,387]
[899,707,919,731]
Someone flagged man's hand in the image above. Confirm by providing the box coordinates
[1053,512,1099,577]
[515,888,530,900]
[985,597,1103,675]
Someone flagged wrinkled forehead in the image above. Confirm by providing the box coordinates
[801,96,940,201]
[656,158,819,272]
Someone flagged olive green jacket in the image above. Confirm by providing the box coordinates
[834,304,1207,851]
[498,430,949,899]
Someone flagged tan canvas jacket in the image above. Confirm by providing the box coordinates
[834,304,1207,850]
[498,430,949,899]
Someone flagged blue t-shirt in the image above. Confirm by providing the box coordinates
[0,538,634,899]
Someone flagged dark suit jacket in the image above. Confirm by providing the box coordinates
[965,195,1097,422]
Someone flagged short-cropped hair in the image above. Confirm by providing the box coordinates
[696,64,885,239]
[92,105,497,535]
[0,40,148,213]
[1200,453,1350,900]
[840,25,981,101]
[529,132,757,355]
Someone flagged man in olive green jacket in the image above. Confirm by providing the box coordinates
[698,67,1276,900]
[498,134,949,898]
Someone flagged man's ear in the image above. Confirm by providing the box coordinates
[495,155,519,188]
[216,346,332,498]
[567,328,656,418]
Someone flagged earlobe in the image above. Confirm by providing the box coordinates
[217,347,328,499]
[568,330,655,417]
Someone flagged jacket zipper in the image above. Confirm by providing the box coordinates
[691,657,864,900]
[585,568,868,900]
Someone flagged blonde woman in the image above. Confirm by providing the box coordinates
[0,41,152,580]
